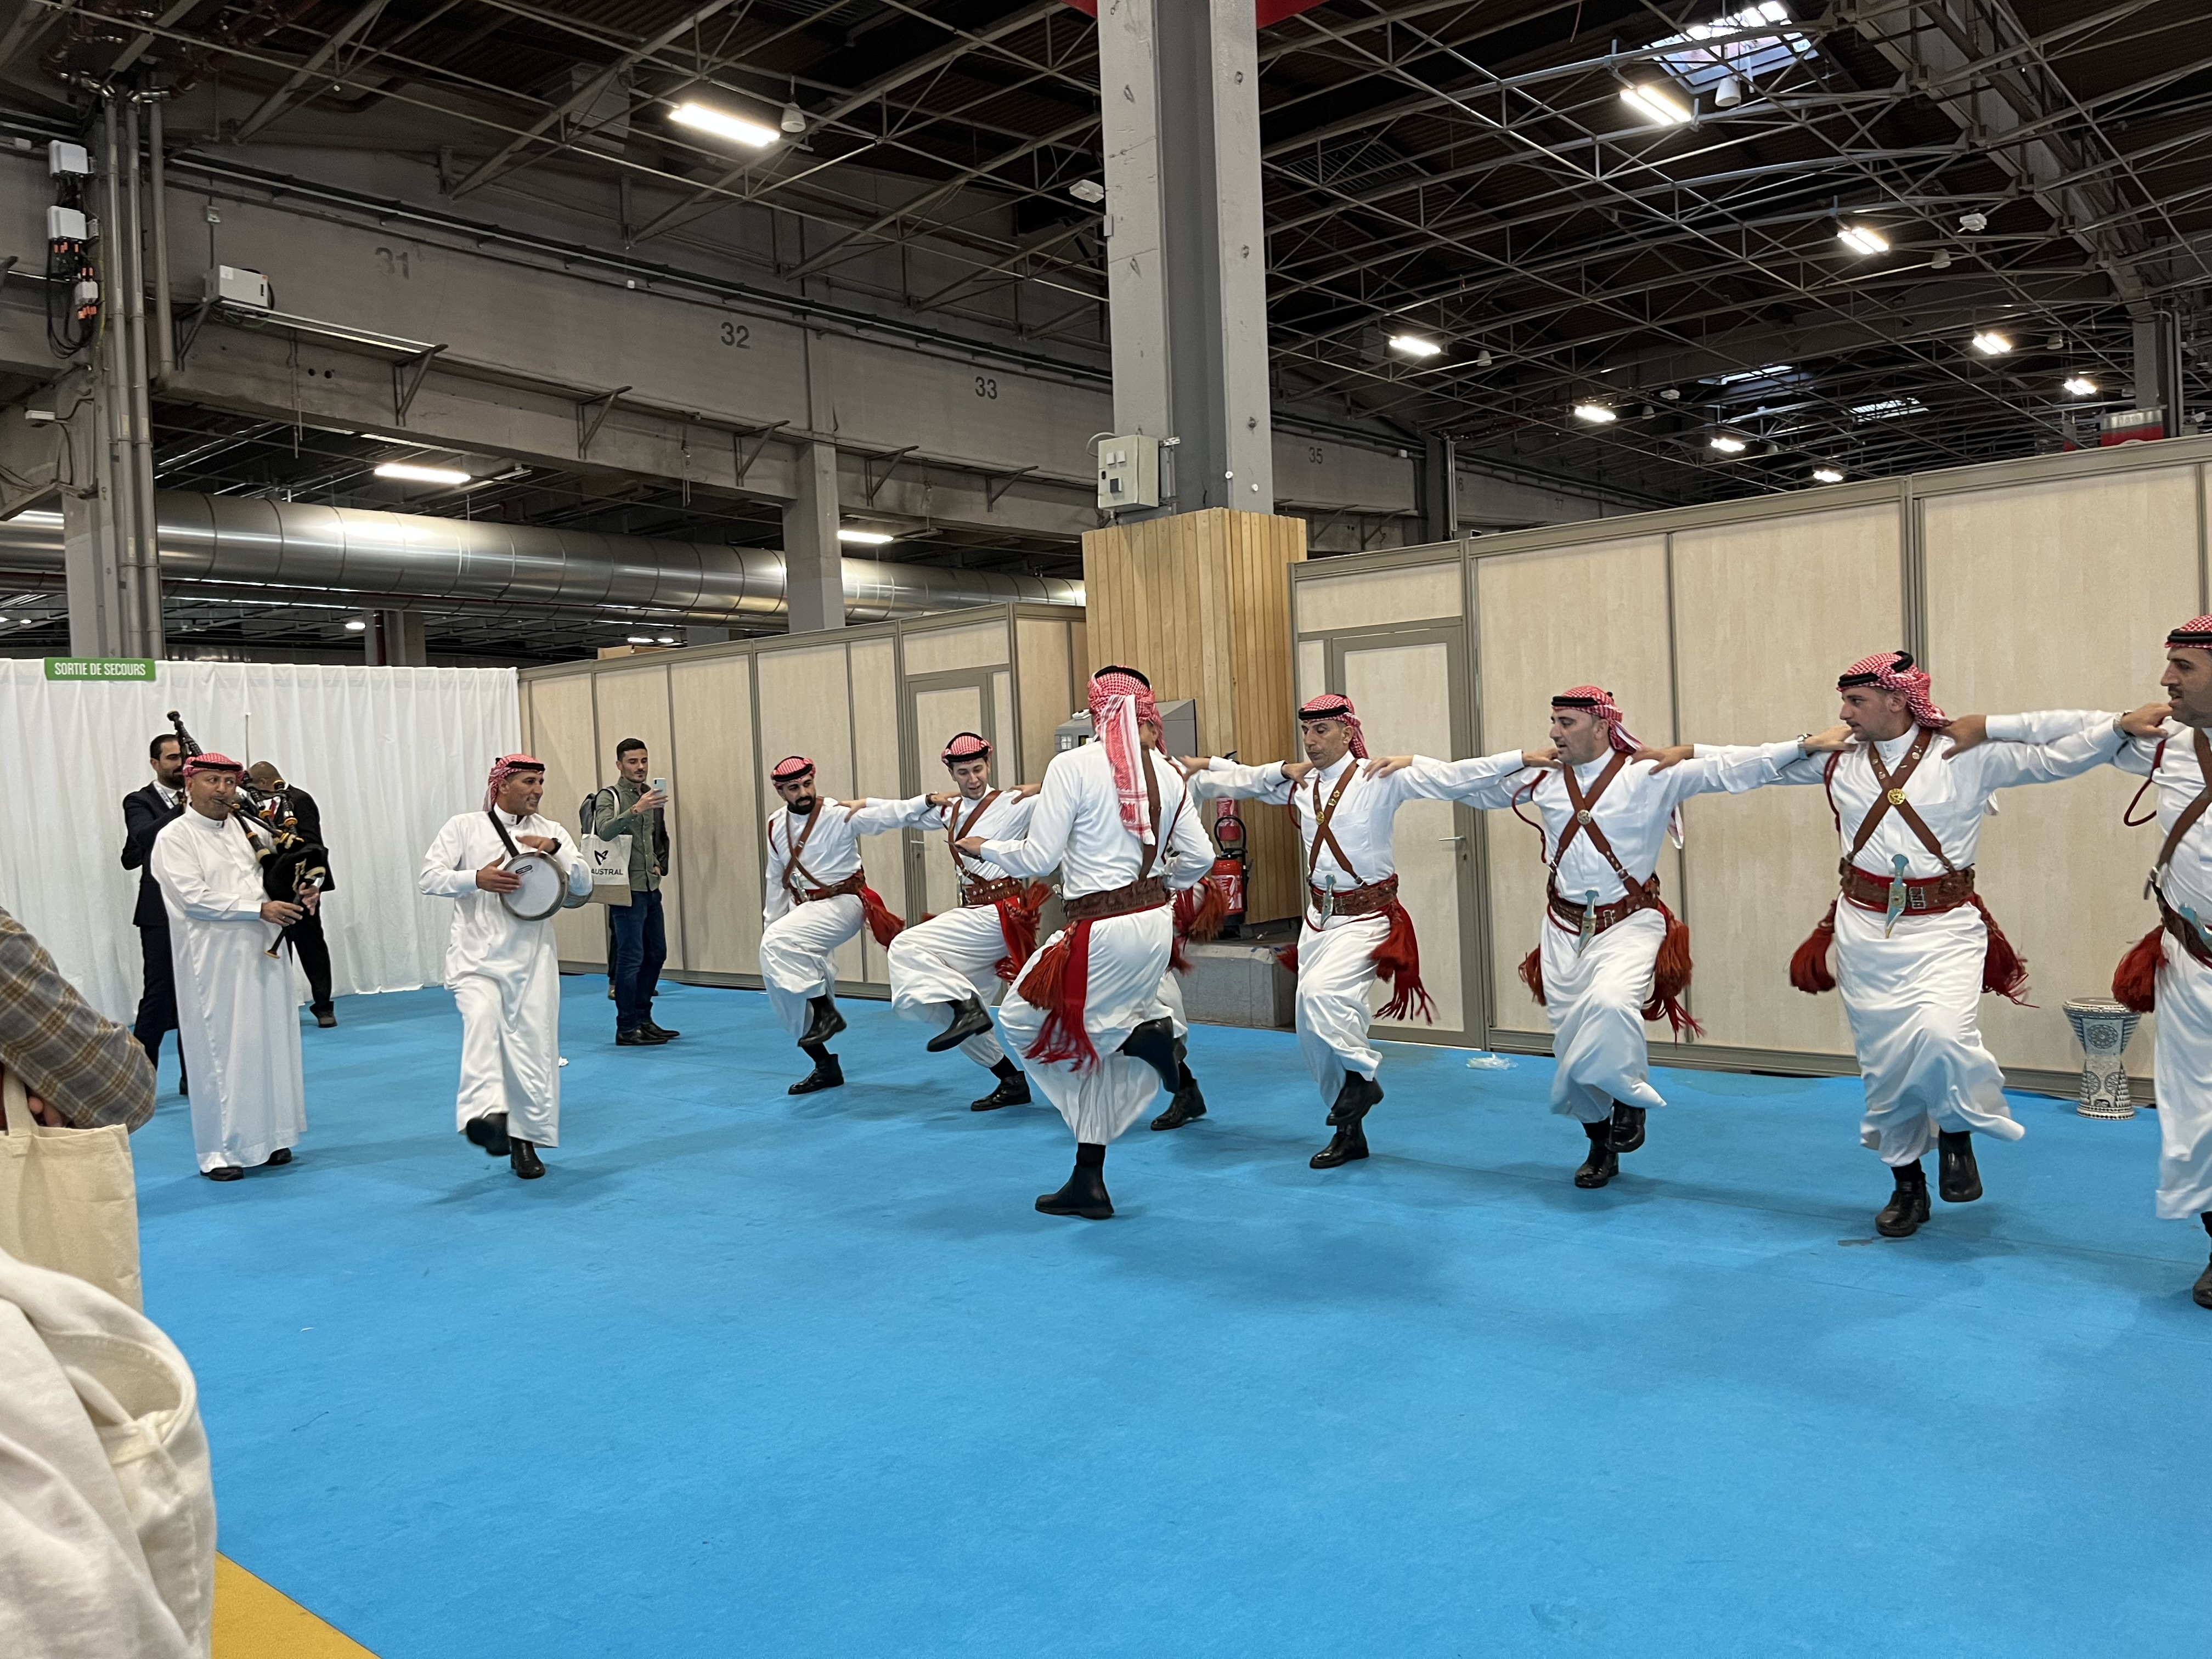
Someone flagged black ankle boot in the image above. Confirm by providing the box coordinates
[1119,1017,1180,1090]
[1876,1161,1931,1237]
[1611,1101,1647,1153]
[928,996,994,1053]
[1937,1129,1982,1202]
[1327,1072,1384,1126]
[800,995,847,1047]
[971,1061,1031,1111]
[789,1045,844,1094]
[2195,1215,2212,1310]
[1150,1065,1207,1130]
[1310,1122,1369,1169]
[464,1112,511,1157]
[1574,1118,1619,1188]
[1036,1144,1113,1218]
[510,1139,545,1180]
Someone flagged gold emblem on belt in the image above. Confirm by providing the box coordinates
[1886,788,1906,805]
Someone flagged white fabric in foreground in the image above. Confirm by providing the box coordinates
[0,1246,214,1659]
[760,895,865,1040]
[1539,907,1667,1125]
[888,906,1012,1068]
[0,660,518,1024]
[996,910,1175,1144]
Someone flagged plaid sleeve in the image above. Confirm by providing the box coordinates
[0,906,156,1132]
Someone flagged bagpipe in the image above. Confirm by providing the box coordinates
[166,710,331,960]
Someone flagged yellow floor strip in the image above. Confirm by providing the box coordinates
[213,1554,380,1658]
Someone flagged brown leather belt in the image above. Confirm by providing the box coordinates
[1064,876,1167,923]
[804,869,869,903]
[1547,879,1660,936]
[2155,885,2212,970]
[1838,861,1976,915]
[1310,873,1400,919]
[961,876,1025,908]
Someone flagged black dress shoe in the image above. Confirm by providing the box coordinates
[178,1074,188,1098]
[1611,1101,1647,1153]
[1327,1072,1384,1126]
[1876,1161,1931,1237]
[313,1008,337,1029]
[204,1164,243,1182]
[510,1139,545,1179]
[1035,1163,1114,1218]
[1119,1017,1180,1090]
[641,1019,680,1040]
[1936,1130,1982,1203]
[800,996,847,1047]
[1573,1120,1618,1188]
[617,1028,669,1046]
[263,1147,292,1167]
[789,1054,845,1095]
[1310,1124,1369,1169]
[464,1113,511,1157]
[928,997,994,1053]
[1150,1078,1207,1130]
[2193,1251,2212,1311]
[971,1073,1031,1111]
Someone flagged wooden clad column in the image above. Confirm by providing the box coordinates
[1080,506,1306,924]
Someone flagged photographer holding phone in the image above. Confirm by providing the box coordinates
[588,738,676,1046]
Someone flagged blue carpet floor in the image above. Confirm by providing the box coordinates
[130,979,2209,1658]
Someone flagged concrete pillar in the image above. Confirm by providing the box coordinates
[684,625,731,645]
[1098,0,1273,518]
[781,439,844,633]
[1421,436,1458,545]
[366,608,427,665]
[63,482,128,657]
[2134,313,2182,428]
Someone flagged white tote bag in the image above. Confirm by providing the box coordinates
[580,787,634,906]
[0,1069,144,1311]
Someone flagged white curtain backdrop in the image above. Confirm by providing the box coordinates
[0,661,518,1024]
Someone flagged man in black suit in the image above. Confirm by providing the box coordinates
[120,733,188,1092]
[246,760,337,1026]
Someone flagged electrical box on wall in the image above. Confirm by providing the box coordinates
[48,140,89,177]
[46,206,86,243]
[1096,432,1160,511]
[205,265,272,309]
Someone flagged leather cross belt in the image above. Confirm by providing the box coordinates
[961,876,1026,908]
[1063,876,1167,922]
[804,869,869,903]
[1309,874,1400,919]
[1838,861,1976,914]
[1547,879,1659,936]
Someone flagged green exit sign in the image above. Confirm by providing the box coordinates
[46,657,157,681]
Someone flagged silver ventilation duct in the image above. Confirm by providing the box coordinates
[0,492,1084,624]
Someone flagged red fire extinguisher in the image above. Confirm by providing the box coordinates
[1209,799,1247,938]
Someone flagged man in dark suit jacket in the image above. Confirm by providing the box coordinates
[246,760,336,1025]
[120,732,188,1091]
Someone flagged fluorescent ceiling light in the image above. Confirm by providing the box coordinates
[1850,396,1928,421]
[360,433,426,445]
[1571,403,1618,424]
[375,461,471,485]
[344,618,367,631]
[1387,333,1443,358]
[1621,84,1692,125]
[8,508,63,526]
[627,634,653,645]
[1068,179,1105,204]
[837,527,895,545]
[1970,331,2012,356]
[2062,376,2097,396]
[669,102,778,148]
[1811,466,1845,483]
[656,635,676,645]
[1837,223,1888,255]
[1708,435,1748,453]
[1705,363,1791,385]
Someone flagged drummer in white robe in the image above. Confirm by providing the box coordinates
[1714,651,2157,1239]
[419,753,590,1180]
[149,751,309,1180]
[963,667,1214,1219]
[882,731,1045,1110]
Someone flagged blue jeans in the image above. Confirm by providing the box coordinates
[610,889,667,1032]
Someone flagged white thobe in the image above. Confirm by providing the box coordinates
[1193,751,1523,1111]
[2007,712,2212,1221]
[884,789,1040,1069]
[419,810,589,1146]
[1456,743,1800,1123]
[150,809,306,1173]
[759,797,917,1042]
[1765,716,2125,1165]
[984,744,1215,1143]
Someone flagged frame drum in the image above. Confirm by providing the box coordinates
[501,851,566,920]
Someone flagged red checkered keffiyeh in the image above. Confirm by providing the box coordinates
[1297,692,1367,759]
[482,753,543,809]
[940,732,991,767]
[769,755,815,783]
[1551,685,1642,753]
[2166,616,2212,648]
[183,751,244,777]
[1836,650,1948,728]
[1090,666,1159,845]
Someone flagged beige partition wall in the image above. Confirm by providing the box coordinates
[592,665,686,970]
[1922,463,2207,1076]
[524,672,605,968]
[669,652,760,977]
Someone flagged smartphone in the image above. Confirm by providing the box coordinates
[651,777,669,801]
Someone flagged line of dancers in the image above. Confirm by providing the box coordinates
[419,626,2212,1311]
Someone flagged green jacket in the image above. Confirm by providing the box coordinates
[585,778,668,892]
